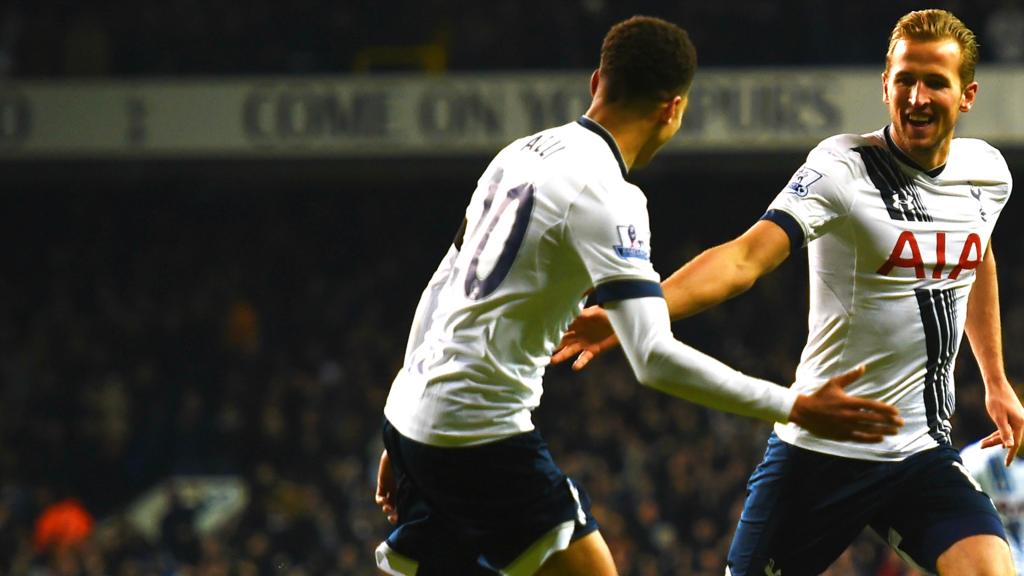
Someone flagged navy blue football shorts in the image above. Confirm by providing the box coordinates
[726,433,1007,576]
[375,419,600,576]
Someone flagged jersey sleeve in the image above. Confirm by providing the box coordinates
[607,296,798,422]
[565,183,662,304]
[984,146,1013,224]
[761,145,856,253]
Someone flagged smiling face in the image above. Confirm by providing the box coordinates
[882,38,977,169]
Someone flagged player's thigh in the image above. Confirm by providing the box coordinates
[534,531,617,576]
[936,534,1014,576]
[380,419,602,573]
[726,434,885,576]
[874,445,1008,574]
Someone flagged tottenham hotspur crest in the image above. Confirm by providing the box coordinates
[970,184,988,222]
[614,224,650,260]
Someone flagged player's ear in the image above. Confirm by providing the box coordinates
[590,69,601,97]
[661,95,686,123]
[675,94,689,122]
[881,72,891,104]
[960,81,978,113]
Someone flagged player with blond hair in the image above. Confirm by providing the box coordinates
[556,9,1021,575]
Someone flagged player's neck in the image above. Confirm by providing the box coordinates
[585,102,658,172]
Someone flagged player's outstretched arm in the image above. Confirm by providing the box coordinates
[553,220,791,370]
[605,296,902,440]
[661,219,791,319]
[965,245,1024,465]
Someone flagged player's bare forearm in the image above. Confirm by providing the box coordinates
[965,246,1007,384]
[553,220,791,370]
[662,220,791,321]
[661,243,756,321]
[965,245,1024,464]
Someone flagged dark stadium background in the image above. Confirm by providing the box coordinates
[2,1,1023,574]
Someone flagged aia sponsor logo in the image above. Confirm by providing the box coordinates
[877,231,982,279]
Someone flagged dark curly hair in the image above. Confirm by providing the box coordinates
[599,15,697,106]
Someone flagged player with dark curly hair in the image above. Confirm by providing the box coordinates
[375,15,902,576]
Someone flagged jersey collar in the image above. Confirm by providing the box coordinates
[883,125,946,178]
[577,116,629,179]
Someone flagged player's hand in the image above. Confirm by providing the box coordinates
[788,366,904,443]
[979,379,1024,466]
[375,449,398,525]
[551,306,619,370]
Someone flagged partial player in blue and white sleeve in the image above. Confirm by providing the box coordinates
[960,439,1024,574]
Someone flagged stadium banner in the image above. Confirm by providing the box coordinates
[1,68,1023,158]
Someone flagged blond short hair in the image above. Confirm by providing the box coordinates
[886,9,979,87]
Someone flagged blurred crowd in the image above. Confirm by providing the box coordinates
[1,162,1021,575]
[3,0,1024,77]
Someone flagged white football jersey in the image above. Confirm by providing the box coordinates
[960,440,1024,572]
[769,126,1012,461]
[385,117,662,447]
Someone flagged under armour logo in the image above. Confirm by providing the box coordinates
[891,192,916,211]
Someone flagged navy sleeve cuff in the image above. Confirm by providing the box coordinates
[592,279,663,305]
[761,209,805,254]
